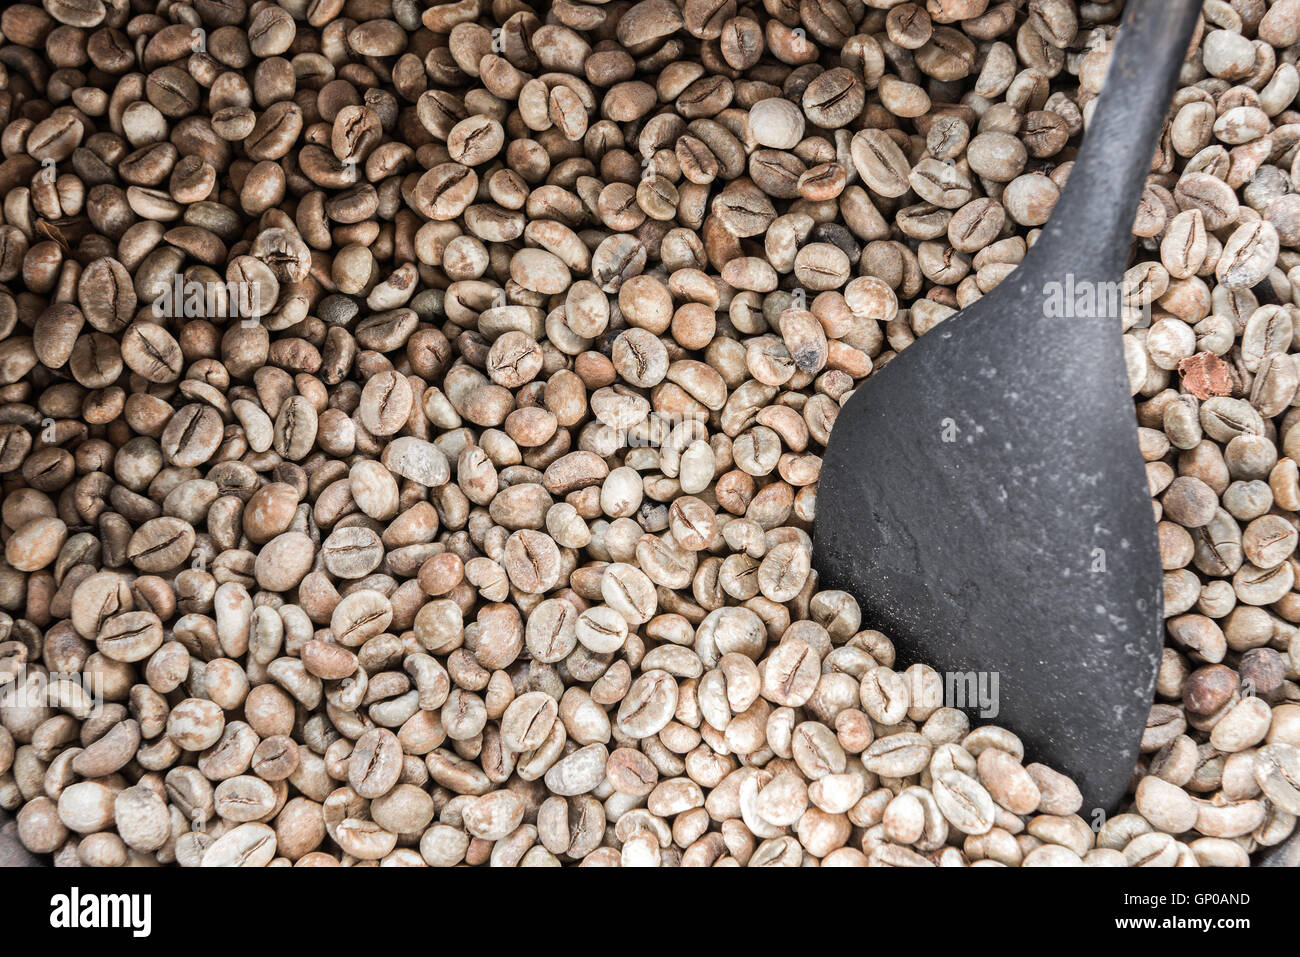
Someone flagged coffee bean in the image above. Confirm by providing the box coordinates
[160,403,223,467]
[321,526,384,580]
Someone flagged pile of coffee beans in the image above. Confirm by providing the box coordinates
[1,0,1299,867]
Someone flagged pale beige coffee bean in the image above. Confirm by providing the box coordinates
[1210,696,1272,752]
[500,691,559,752]
[933,770,996,835]
[544,744,609,796]
[617,670,679,738]
[977,749,1041,815]
[602,562,657,623]
[202,823,278,867]
[167,698,225,751]
[1134,776,1198,833]
[1123,831,1180,867]
[114,785,172,852]
[5,517,66,571]
[462,791,525,841]
[255,532,315,591]
[749,98,804,150]
[96,611,164,662]
[360,371,414,436]
[57,782,116,835]
[862,733,931,777]
[349,728,403,799]
[575,605,628,654]
[1254,743,1300,814]
[382,437,451,487]
[349,461,400,520]
[1023,844,1084,867]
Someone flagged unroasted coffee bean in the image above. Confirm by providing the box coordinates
[749,99,805,150]
[360,372,414,437]
[201,823,277,867]
[618,670,678,738]
[274,397,318,461]
[349,728,403,799]
[333,591,394,648]
[501,692,559,752]
[1254,744,1300,814]
[933,770,996,835]
[863,733,931,777]
[97,612,164,663]
[161,404,223,467]
[126,517,195,573]
[321,527,384,579]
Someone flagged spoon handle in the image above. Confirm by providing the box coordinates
[1031,0,1202,278]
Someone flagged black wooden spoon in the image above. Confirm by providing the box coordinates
[814,0,1203,814]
